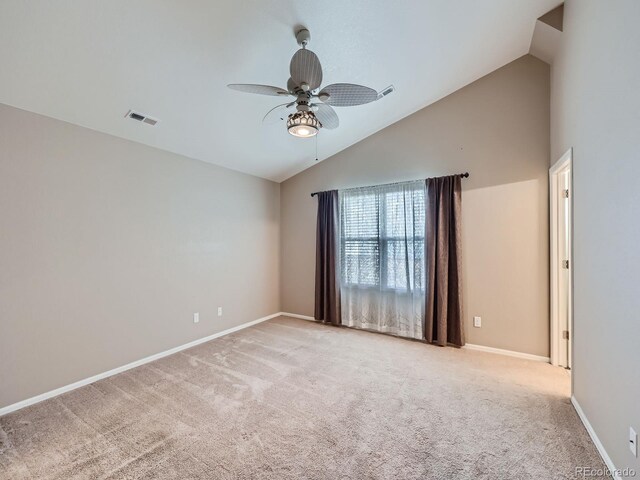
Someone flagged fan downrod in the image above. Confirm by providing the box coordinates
[296,28,311,48]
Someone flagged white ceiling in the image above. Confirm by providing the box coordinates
[0,0,559,182]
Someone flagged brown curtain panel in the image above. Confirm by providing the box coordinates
[424,175,464,346]
[314,190,341,325]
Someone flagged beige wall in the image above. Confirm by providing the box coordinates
[281,55,550,357]
[551,0,640,472]
[0,104,280,409]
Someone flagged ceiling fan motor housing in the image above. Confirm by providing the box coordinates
[296,94,311,112]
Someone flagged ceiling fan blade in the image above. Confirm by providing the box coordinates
[228,84,290,96]
[319,83,378,106]
[262,102,295,124]
[290,49,323,91]
[314,104,339,130]
[286,77,298,94]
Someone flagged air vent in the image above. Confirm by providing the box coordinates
[377,85,395,99]
[125,110,159,126]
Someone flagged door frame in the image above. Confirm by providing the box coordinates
[549,148,573,368]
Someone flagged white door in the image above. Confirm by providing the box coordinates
[557,169,571,368]
[550,149,572,369]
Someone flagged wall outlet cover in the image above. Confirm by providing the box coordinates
[193,312,200,324]
[473,316,482,328]
[217,307,223,317]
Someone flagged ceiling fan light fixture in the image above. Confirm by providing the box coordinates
[287,111,320,138]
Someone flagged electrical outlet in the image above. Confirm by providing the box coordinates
[217,307,223,317]
[193,312,199,324]
[473,316,482,328]
[630,427,638,457]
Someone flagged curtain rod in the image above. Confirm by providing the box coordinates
[310,172,469,197]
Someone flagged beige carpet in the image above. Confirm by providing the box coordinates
[1,316,608,479]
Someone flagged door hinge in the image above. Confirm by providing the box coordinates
[563,189,570,198]
[562,259,570,269]
[562,330,570,340]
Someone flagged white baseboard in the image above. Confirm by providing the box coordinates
[280,312,315,321]
[0,312,282,417]
[571,396,621,480]
[462,343,550,362]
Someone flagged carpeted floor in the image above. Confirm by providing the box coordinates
[0,316,608,479]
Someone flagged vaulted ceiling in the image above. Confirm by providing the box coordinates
[0,0,560,181]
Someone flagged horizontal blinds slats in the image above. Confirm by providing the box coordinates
[339,181,426,291]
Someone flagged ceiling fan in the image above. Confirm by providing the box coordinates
[228,28,391,138]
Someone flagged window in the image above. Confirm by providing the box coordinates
[339,181,426,292]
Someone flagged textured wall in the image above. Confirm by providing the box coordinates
[551,0,640,472]
[281,55,550,357]
[0,104,281,408]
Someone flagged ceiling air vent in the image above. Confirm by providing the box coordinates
[377,85,395,100]
[125,110,159,126]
